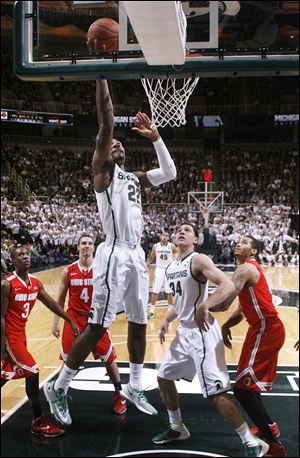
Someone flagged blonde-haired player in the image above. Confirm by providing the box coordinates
[147,231,176,318]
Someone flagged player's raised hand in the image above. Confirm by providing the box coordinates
[132,112,160,142]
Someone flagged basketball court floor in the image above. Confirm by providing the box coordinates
[1,265,299,457]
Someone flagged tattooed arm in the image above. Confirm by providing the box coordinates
[210,262,260,312]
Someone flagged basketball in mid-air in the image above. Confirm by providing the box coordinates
[87,18,119,51]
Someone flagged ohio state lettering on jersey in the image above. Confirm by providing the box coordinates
[238,259,279,326]
[67,261,93,313]
[3,271,40,333]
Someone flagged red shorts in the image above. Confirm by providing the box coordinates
[1,332,38,380]
[60,309,117,363]
[235,316,285,391]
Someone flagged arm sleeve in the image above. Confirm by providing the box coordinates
[146,138,177,186]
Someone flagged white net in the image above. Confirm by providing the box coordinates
[141,76,199,128]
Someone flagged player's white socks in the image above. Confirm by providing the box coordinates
[129,362,143,391]
[168,408,183,427]
[54,365,78,394]
[235,422,258,446]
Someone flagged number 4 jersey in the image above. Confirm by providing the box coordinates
[95,163,144,244]
[165,252,208,323]
[67,261,93,313]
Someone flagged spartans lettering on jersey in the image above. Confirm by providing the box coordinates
[117,171,140,186]
[15,293,38,301]
[70,278,93,286]
[166,270,188,280]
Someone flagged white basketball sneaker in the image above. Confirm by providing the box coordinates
[43,381,72,426]
[120,383,158,416]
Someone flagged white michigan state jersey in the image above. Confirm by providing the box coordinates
[95,164,144,244]
[165,252,208,323]
[156,242,174,268]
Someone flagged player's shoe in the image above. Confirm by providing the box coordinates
[243,438,269,457]
[250,422,280,438]
[120,383,158,416]
[43,381,72,426]
[148,309,155,319]
[152,423,190,444]
[31,415,65,437]
[113,392,127,414]
[265,441,286,457]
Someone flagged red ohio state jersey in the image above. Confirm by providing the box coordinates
[67,261,93,313]
[238,259,278,327]
[3,271,40,334]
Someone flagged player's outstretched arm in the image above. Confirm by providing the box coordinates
[132,112,176,188]
[93,79,115,191]
[37,281,79,337]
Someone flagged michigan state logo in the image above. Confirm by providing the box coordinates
[214,379,223,390]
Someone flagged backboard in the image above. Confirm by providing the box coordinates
[13,1,299,81]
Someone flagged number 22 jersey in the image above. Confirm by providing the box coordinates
[95,163,144,244]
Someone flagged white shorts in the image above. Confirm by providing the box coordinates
[158,315,231,398]
[152,267,172,294]
[88,240,149,328]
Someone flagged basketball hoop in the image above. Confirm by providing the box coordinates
[140,1,198,128]
[141,76,199,128]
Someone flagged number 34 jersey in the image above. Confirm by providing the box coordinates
[165,252,208,323]
[95,163,144,244]
[67,261,93,313]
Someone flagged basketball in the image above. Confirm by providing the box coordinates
[87,18,119,51]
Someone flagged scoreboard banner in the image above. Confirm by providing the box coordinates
[1,109,73,126]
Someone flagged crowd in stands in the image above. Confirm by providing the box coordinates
[2,143,298,208]
[219,149,298,205]
[1,192,299,275]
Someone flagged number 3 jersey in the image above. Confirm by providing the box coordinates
[165,252,208,323]
[67,261,93,313]
[95,163,144,244]
[3,271,40,334]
